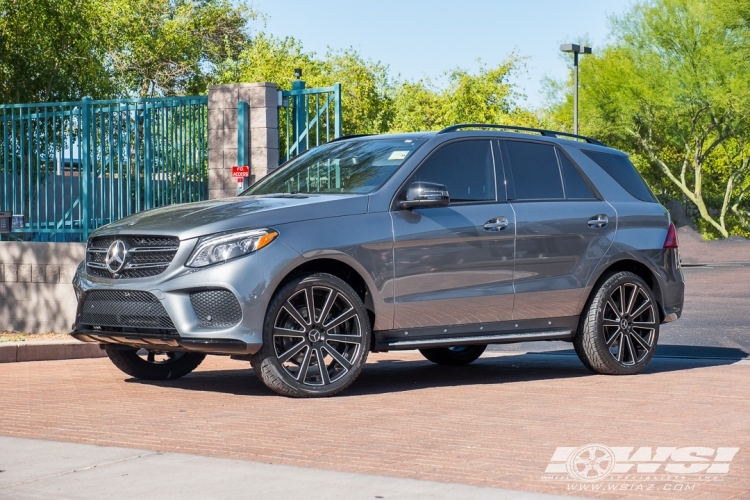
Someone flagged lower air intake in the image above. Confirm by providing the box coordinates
[190,290,242,328]
[80,290,175,330]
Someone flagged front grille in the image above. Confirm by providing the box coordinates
[190,290,242,328]
[80,290,176,330]
[86,235,179,279]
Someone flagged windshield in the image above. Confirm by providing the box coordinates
[244,138,425,196]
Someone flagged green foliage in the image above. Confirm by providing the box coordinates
[218,37,535,135]
[545,0,750,238]
[105,0,254,97]
[0,0,114,102]
[217,34,395,135]
[390,59,539,132]
[0,0,255,102]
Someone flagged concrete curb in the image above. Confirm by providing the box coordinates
[0,340,106,364]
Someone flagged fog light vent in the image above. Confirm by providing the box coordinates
[190,290,242,328]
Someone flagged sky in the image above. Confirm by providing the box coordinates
[250,0,635,109]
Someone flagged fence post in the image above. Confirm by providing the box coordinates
[292,79,307,154]
[143,102,152,209]
[81,96,91,240]
[237,100,249,194]
[334,83,342,138]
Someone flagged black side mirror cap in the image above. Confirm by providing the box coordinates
[399,182,450,209]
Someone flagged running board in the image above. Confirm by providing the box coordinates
[384,330,573,350]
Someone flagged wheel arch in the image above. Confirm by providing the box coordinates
[271,257,379,332]
[583,258,665,322]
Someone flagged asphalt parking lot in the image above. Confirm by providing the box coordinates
[1,265,748,499]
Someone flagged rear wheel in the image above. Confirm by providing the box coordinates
[574,271,659,375]
[419,344,487,365]
[104,346,205,380]
[251,273,371,397]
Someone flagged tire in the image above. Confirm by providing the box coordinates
[104,346,205,380]
[251,273,371,397]
[574,271,660,375]
[419,344,487,365]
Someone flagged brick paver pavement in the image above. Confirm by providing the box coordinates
[1,351,748,499]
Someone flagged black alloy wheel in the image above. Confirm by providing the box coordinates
[252,273,371,397]
[574,271,659,375]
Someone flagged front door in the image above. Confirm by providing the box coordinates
[391,139,515,330]
[498,139,616,320]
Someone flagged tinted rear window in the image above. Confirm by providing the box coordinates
[581,150,656,202]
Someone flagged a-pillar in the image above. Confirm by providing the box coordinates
[207,83,279,199]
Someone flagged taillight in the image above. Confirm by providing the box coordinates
[664,222,678,249]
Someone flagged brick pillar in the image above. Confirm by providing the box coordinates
[207,83,279,199]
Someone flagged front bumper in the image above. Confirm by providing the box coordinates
[71,330,249,355]
[71,236,302,355]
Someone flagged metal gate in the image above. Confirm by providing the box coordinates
[0,96,208,241]
[279,81,341,162]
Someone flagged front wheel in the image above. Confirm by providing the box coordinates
[574,271,659,375]
[419,344,487,365]
[104,346,205,380]
[251,273,371,397]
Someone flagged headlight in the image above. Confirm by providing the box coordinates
[185,228,278,268]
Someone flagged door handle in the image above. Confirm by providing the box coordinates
[484,216,509,231]
[588,214,609,228]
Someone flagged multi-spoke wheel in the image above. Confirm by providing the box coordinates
[574,271,659,374]
[104,345,205,380]
[252,273,371,397]
[419,344,487,365]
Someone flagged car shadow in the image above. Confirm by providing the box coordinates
[124,345,745,397]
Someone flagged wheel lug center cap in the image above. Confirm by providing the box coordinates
[620,319,629,329]
[308,329,321,343]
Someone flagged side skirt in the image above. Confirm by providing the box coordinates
[372,316,579,352]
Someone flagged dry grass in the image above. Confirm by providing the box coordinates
[0,332,72,343]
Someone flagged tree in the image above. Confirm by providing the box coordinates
[390,59,539,132]
[546,0,750,238]
[105,0,255,97]
[0,0,255,103]
[0,0,114,103]
[216,34,394,135]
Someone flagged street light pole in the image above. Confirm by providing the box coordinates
[560,44,592,136]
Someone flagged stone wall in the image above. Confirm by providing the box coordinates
[0,242,85,333]
[207,83,279,199]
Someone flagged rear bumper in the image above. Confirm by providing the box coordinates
[71,329,259,355]
[658,249,685,323]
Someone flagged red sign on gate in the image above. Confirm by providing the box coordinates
[232,166,250,178]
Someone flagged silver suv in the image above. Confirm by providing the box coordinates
[72,124,685,397]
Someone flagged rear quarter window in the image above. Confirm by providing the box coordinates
[580,150,657,202]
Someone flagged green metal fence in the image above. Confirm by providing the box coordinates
[280,82,341,162]
[0,96,208,241]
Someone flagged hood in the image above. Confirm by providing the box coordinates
[92,194,369,240]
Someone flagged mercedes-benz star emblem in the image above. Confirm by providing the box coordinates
[105,240,129,274]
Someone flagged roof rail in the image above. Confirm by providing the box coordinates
[437,123,605,146]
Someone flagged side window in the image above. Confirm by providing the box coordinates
[411,140,496,202]
[504,141,564,200]
[557,150,596,199]
[581,150,657,202]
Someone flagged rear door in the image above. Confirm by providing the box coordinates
[391,139,515,330]
[499,139,616,320]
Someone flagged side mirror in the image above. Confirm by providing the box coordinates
[399,182,450,209]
